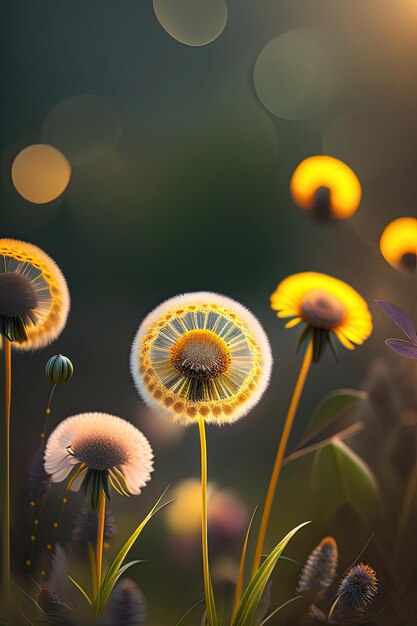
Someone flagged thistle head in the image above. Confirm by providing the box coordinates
[334,563,377,617]
[297,536,338,600]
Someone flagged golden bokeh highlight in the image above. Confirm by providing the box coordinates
[153,0,227,47]
[11,144,71,204]
[271,272,372,350]
[379,217,417,270]
[290,156,361,220]
[253,29,335,120]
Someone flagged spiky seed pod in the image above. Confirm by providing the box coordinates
[37,586,66,615]
[70,500,116,560]
[334,563,377,618]
[28,442,51,500]
[297,537,338,601]
[45,354,74,384]
[106,578,147,626]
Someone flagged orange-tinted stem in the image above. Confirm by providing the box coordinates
[252,340,313,575]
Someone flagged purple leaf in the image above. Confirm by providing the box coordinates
[385,338,417,359]
[376,300,417,344]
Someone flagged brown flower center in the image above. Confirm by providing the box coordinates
[301,289,346,329]
[0,272,38,318]
[71,435,129,471]
[400,252,417,270]
[170,329,231,381]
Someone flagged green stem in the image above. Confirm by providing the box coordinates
[95,491,106,607]
[198,416,215,623]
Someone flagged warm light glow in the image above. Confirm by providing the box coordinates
[153,0,227,47]
[11,144,71,204]
[379,217,417,270]
[290,156,361,219]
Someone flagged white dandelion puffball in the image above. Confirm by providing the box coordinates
[44,412,154,495]
[130,292,273,426]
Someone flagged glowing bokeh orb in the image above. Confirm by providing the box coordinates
[290,155,361,220]
[380,217,417,270]
[253,29,335,120]
[11,144,71,204]
[153,0,227,47]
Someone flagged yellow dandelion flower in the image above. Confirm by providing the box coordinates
[270,272,372,361]
[379,217,417,271]
[0,239,70,349]
[130,292,272,426]
[290,156,361,221]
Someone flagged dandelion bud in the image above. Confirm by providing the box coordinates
[334,563,377,618]
[45,354,73,384]
[106,578,147,625]
[297,537,338,601]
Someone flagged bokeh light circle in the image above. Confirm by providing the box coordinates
[290,155,361,220]
[253,29,335,120]
[153,0,227,47]
[11,144,71,204]
[42,95,121,166]
[380,217,417,270]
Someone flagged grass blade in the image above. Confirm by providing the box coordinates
[258,596,302,625]
[233,506,258,614]
[97,486,171,611]
[176,599,205,626]
[67,575,92,606]
[232,522,309,626]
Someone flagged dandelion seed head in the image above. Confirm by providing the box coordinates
[336,563,377,615]
[44,412,154,496]
[130,292,272,426]
[0,239,70,349]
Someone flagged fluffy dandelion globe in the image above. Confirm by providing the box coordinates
[130,292,273,426]
[44,412,154,508]
[290,156,361,221]
[380,217,417,270]
[0,239,70,348]
[271,272,372,361]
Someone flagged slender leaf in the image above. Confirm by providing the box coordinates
[176,599,204,626]
[97,487,172,611]
[376,300,417,343]
[233,506,258,614]
[385,338,417,359]
[67,576,92,606]
[231,522,309,626]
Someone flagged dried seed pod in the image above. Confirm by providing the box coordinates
[332,563,377,620]
[28,442,51,500]
[106,578,147,626]
[297,537,338,601]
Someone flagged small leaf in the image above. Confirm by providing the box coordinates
[385,338,417,360]
[258,596,302,625]
[67,575,92,606]
[301,389,367,444]
[376,300,417,343]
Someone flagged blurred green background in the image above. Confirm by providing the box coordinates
[2,1,417,623]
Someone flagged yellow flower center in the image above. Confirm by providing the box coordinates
[301,289,346,329]
[170,329,231,381]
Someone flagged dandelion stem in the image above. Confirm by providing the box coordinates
[252,339,313,575]
[0,338,12,590]
[198,416,215,623]
[95,491,106,601]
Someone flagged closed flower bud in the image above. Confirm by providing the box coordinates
[45,354,73,384]
[297,537,338,601]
